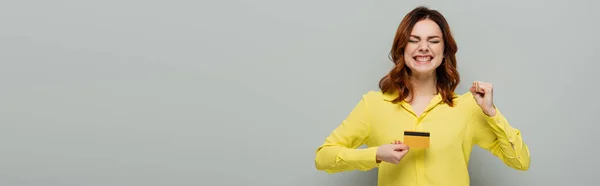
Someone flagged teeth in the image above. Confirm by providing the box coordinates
[415,56,432,62]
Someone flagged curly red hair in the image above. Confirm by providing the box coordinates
[379,6,460,106]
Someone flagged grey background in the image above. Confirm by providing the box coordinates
[0,0,598,185]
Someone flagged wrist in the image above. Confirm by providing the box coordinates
[484,106,497,117]
[375,148,382,163]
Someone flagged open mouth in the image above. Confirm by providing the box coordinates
[413,55,433,64]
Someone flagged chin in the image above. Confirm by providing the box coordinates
[411,68,436,75]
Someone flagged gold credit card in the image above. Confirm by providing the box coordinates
[403,131,430,148]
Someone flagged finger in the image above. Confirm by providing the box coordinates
[393,144,409,150]
[475,81,487,93]
[479,83,493,94]
[470,81,480,94]
[471,88,483,99]
[478,81,491,87]
[470,82,478,95]
[475,81,492,88]
[469,84,476,93]
[473,87,490,97]
[394,149,409,160]
[398,148,409,156]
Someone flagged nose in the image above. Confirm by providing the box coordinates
[418,42,429,53]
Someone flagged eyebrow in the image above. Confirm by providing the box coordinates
[409,35,441,39]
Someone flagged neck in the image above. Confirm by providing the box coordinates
[410,73,437,96]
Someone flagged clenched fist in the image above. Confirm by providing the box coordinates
[470,81,497,117]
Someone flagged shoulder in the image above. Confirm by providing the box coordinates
[361,90,387,101]
[452,91,477,108]
[353,90,393,106]
[453,91,482,114]
[456,91,474,102]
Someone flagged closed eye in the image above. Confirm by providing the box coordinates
[409,35,441,44]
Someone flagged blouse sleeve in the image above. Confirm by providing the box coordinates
[470,103,531,171]
[314,93,380,173]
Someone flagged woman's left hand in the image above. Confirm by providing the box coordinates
[470,81,496,117]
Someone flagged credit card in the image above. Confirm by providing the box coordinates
[403,131,430,148]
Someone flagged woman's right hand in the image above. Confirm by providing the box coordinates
[376,140,410,164]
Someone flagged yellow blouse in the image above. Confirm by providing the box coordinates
[314,91,530,186]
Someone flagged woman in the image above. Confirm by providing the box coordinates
[314,6,530,186]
